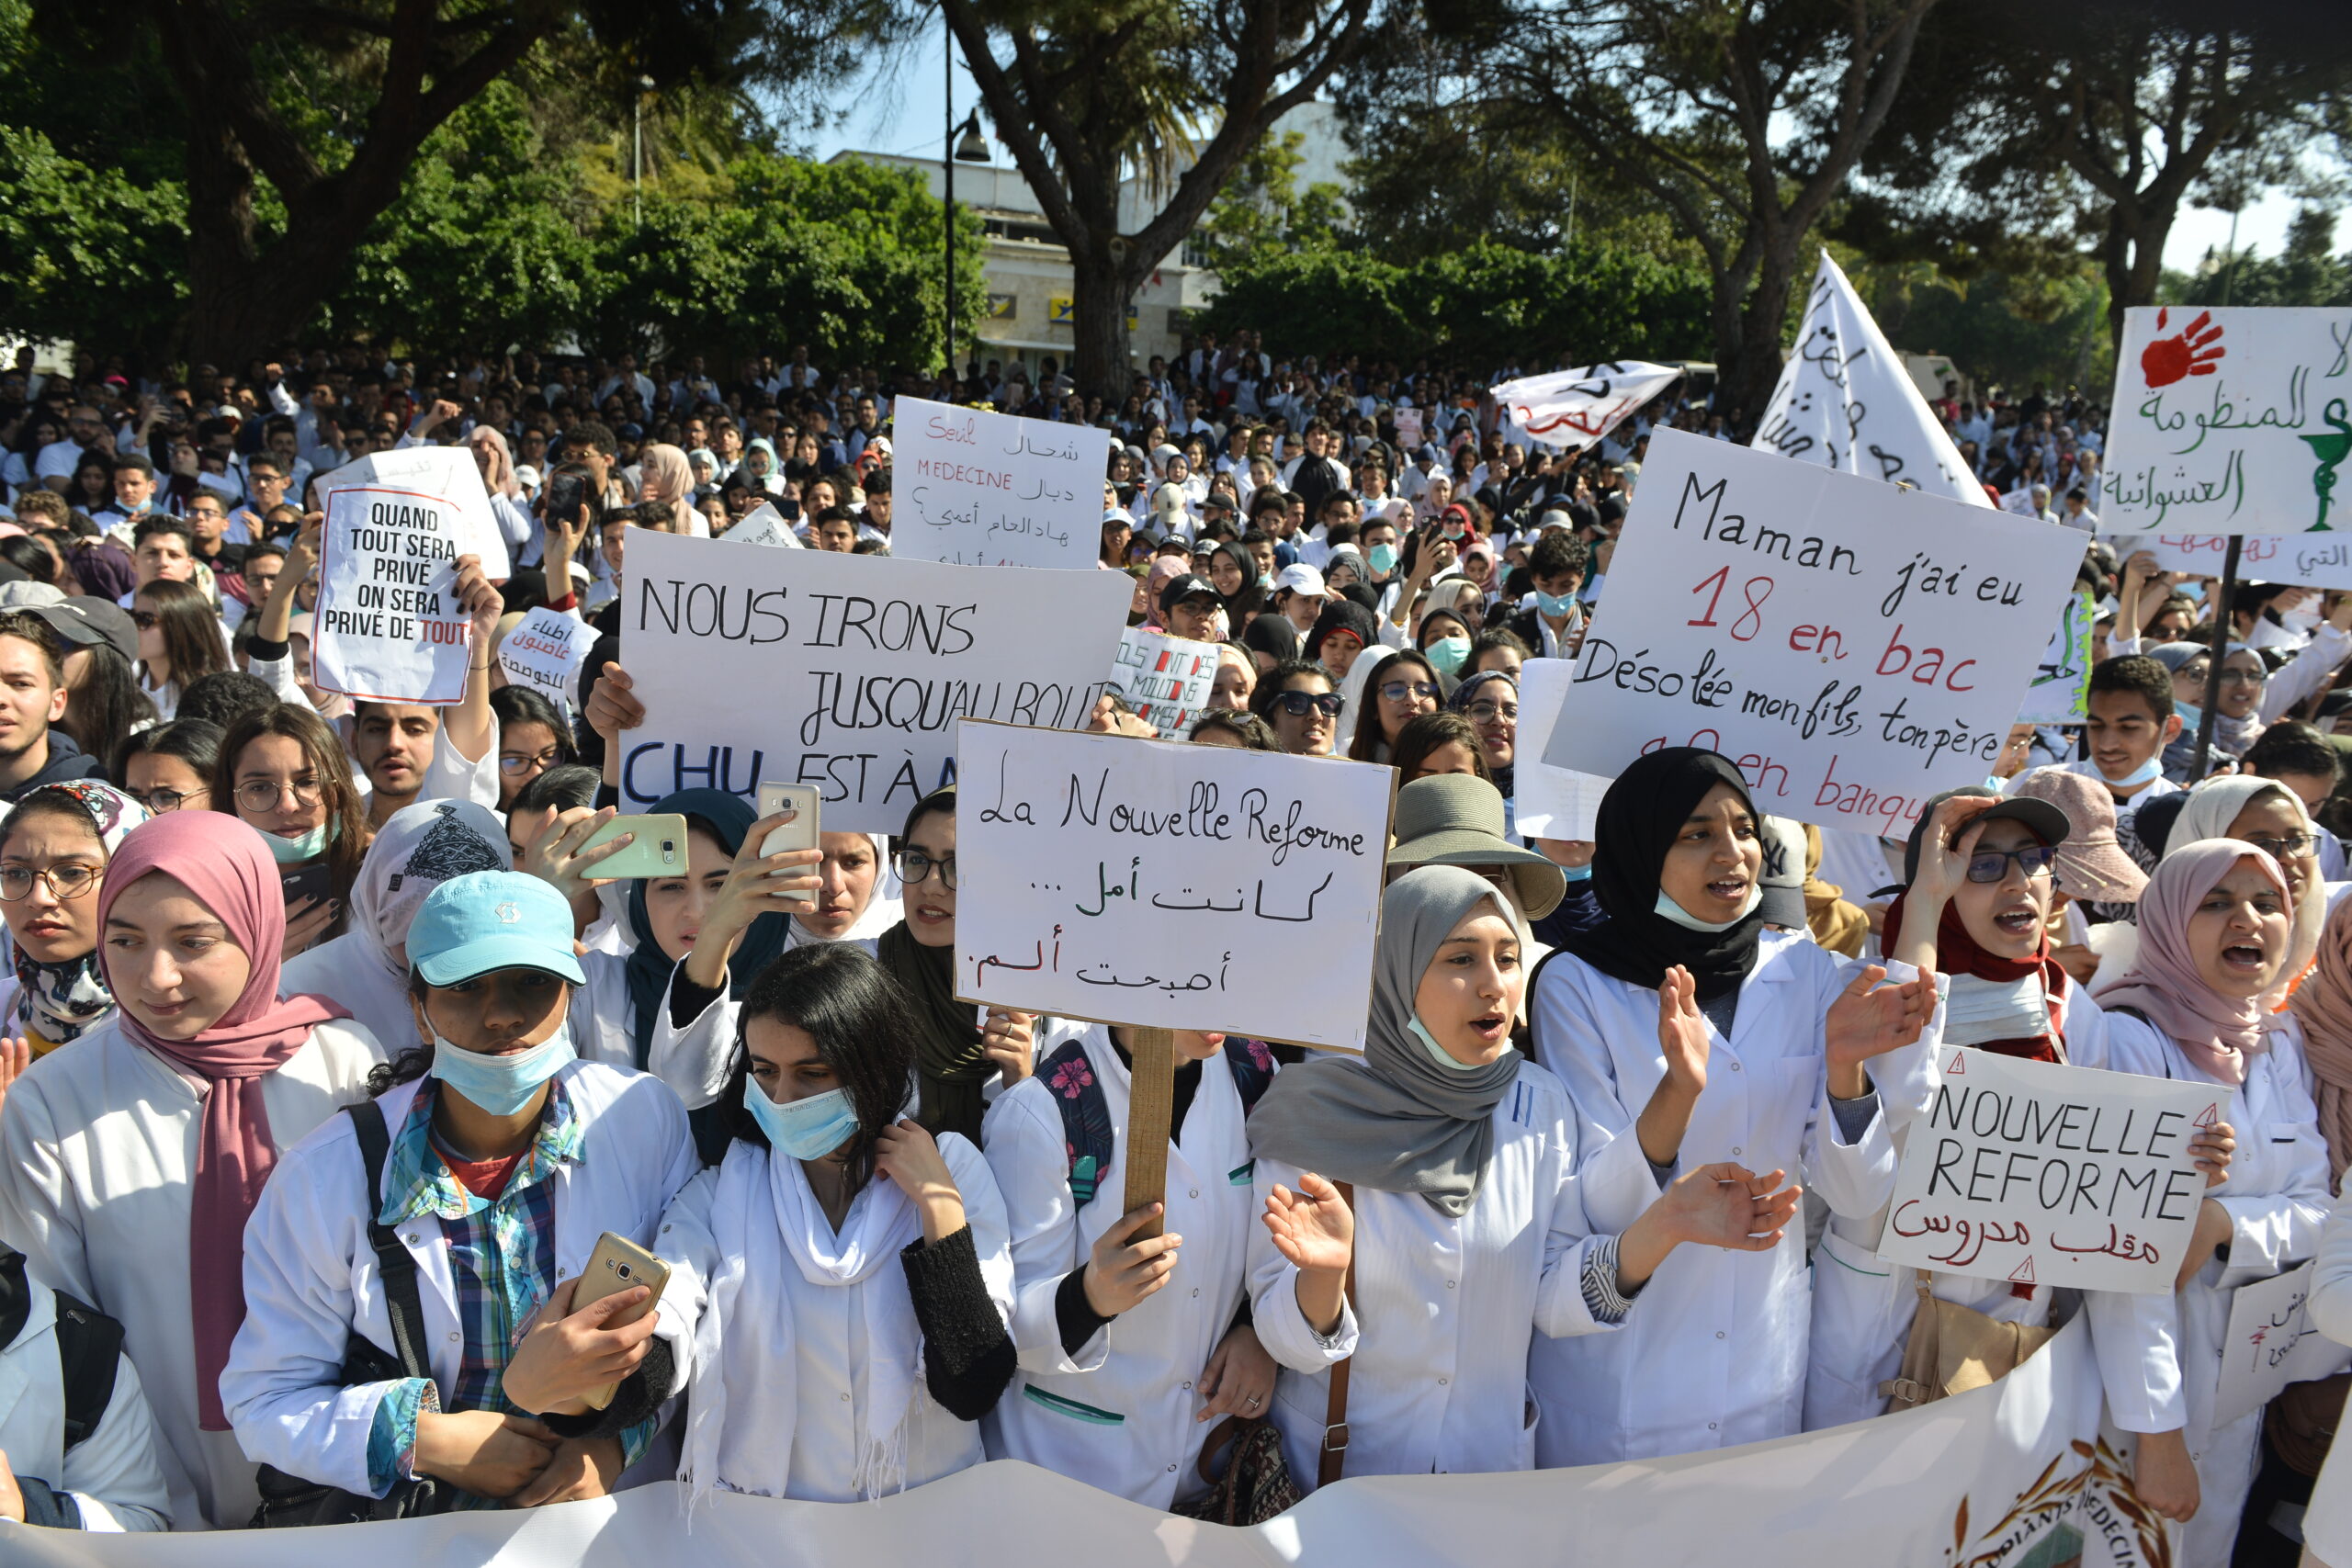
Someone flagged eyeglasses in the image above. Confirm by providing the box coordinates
[130,610,159,629]
[499,749,561,775]
[1965,844,2060,883]
[2243,832,2316,862]
[234,777,324,813]
[1464,700,1519,723]
[1379,680,1442,704]
[2215,668,2265,685]
[0,863,99,902]
[896,850,958,889]
[1274,691,1344,718]
[136,786,206,812]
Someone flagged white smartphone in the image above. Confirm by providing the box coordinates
[756,783,820,904]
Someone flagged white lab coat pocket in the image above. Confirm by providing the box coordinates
[1803,1224,1906,1431]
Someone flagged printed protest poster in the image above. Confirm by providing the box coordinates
[724,502,802,549]
[2104,305,2352,532]
[1876,1047,2219,1293]
[314,445,512,580]
[891,396,1107,570]
[495,607,594,708]
[2212,1262,2352,1431]
[1491,362,1679,453]
[1540,428,2086,836]
[311,482,473,704]
[1112,626,1218,736]
[1511,656,1611,842]
[1751,252,1990,507]
[2098,531,2352,592]
[619,533,1132,831]
[2018,590,2093,726]
[954,720,1393,1050]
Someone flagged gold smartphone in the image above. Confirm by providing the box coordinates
[576,813,690,879]
[756,782,821,905]
[571,1231,672,1411]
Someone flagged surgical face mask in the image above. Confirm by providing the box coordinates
[1425,635,1471,676]
[264,820,332,865]
[428,1027,575,1117]
[1407,1017,1487,1073]
[2102,753,2165,789]
[1260,572,1275,591]
[744,1079,863,1161]
[1654,886,1760,932]
[1366,542,1398,576]
[1535,590,1578,619]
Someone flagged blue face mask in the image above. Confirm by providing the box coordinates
[264,820,333,865]
[1367,543,1399,576]
[1535,590,1579,618]
[2103,753,2165,789]
[428,1028,575,1117]
[744,1080,863,1161]
[1425,635,1470,676]
[1559,863,1593,882]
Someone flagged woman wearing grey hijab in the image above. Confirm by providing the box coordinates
[1246,866,1799,1489]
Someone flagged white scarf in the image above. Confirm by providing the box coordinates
[681,1140,924,1508]
[1942,972,2052,1047]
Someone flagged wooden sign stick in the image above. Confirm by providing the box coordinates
[1121,1025,1176,1242]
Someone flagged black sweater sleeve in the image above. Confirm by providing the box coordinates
[538,1337,674,1442]
[1054,1267,1112,1359]
[669,971,725,1031]
[901,1224,1015,1421]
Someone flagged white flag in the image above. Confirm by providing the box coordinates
[1490,362,1679,452]
[1751,253,1989,508]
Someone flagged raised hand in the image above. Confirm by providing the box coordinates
[1262,1173,1351,1276]
[1825,963,1938,1078]
[1656,964,1708,1097]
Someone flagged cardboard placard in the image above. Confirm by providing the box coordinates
[724,502,803,549]
[311,483,472,704]
[1540,429,2086,836]
[2018,590,2094,726]
[2212,1260,2352,1431]
[953,720,1393,1050]
[1875,1047,2218,1294]
[496,606,594,708]
[890,396,1108,570]
[617,533,1131,832]
[1510,655,1611,842]
[314,445,512,579]
[1112,626,1220,737]
[2098,532,2352,592]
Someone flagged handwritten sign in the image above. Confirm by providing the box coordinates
[314,445,511,580]
[496,606,593,708]
[890,395,1107,570]
[2018,590,2094,726]
[1876,1048,2218,1294]
[723,502,802,549]
[1540,429,2086,836]
[1113,626,1219,736]
[2104,305,2352,532]
[2097,533,2352,592]
[1491,362,1678,454]
[311,484,472,704]
[618,532,1132,832]
[1751,253,1989,508]
[1511,656,1611,841]
[953,720,1392,1050]
[2213,1261,2352,1430]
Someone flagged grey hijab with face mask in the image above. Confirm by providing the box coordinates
[1247,864,1523,1216]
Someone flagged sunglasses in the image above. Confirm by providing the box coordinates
[130,610,160,629]
[1274,691,1344,718]
[1965,844,2059,883]
[1379,680,1442,704]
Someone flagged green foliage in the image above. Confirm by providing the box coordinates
[1860,262,2116,397]
[2166,208,2352,310]
[1196,131,1348,273]
[0,123,188,355]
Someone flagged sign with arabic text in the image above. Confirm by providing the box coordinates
[1491,361,1679,454]
[890,395,1107,570]
[2098,532,2352,592]
[953,720,1393,1050]
[2103,305,2352,532]
[2212,1261,2352,1430]
[2018,590,2093,726]
[1875,1047,2219,1294]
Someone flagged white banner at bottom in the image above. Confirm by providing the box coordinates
[7,1319,2172,1568]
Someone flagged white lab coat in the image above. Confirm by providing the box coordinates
[0,1263,172,1531]
[1250,1059,1614,1488]
[0,1016,383,1529]
[980,1027,1262,1506]
[2094,1010,2330,1568]
[649,1134,1014,1503]
[1525,931,1907,1465]
[2299,1189,2352,1568]
[220,1060,697,1502]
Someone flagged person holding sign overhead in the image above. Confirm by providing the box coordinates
[2087,841,2332,1561]
[1243,866,1801,1490]
[1525,748,1937,1466]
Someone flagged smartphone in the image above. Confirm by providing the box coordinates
[577,813,690,879]
[571,1232,672,1412]
[279,862,332,908]
[756,783,820,905]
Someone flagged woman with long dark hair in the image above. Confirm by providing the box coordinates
[214,704,370,955]
[60,641,155,770]
[1346,649,1442,765]
[132,579,227,722]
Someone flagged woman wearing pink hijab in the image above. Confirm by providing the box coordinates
[466,426,536,565]
[0,813,382,1529]
[2091,838,2332,1563]
[636,443,705,537]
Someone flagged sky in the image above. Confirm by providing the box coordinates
[805,31,2311,276]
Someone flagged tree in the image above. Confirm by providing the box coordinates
[941,0,1379,399]
[2171,207,2352,310]
[1194,130,1347,274]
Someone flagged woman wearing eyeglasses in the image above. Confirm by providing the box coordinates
[212,705,370,960]
[112,719,220,818]
[1248,660,1343,758]
[489,687,575,812]
[1447,670,1518,830]
[1346,650,1442,766]
[0,783,148,1058]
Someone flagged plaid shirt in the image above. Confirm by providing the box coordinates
[364,1076,654,1502]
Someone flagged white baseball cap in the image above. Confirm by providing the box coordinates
[1272,563,1325,598]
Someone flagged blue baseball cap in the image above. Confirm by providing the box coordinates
[408,872,586,987]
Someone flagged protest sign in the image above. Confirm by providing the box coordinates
[1751,253,1990,508]
[890,396,1107,570]
[724,502,803,549]
[1491,361,1679,453]
[618,533,1132,832]
[2018,590,2094,726]
[1540,428,2086,836]
[311,482,474,704]
[2103,305,2352,532]
[315,445,512,579]
[496,606,594,708]
[953,720,1392,1050]
[1510,656,1611,842]
[2098,532,2352,592]
[2212,1261,2352,1431]
[1111,626,1219,736]
[1875,1047,2219,1293]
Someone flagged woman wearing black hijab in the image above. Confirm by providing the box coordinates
[1522,748,1937,1470]
[1204,538,1264,628]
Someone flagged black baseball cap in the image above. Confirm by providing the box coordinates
[1899,786,2072,884]
[28,596,138,664]
[1158,573,1221,615]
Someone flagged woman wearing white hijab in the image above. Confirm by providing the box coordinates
[466,426,537,564]
[2168,774,2328,987]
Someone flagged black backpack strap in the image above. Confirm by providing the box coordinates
[1037,1039,1114,1209]
[347,1100,434,1382]
[51,1291,122,1453]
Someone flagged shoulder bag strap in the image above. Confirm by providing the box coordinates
[347,1100,434,1382]
[1317,1180,1357,1490]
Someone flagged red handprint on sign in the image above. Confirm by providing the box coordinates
[2142,308,2226,389]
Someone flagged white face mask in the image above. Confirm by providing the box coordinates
[1653,886,1760,932]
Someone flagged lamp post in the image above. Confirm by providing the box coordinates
[944,19,988,384]
[632,75,654,228]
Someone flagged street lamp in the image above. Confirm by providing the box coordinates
[632,75,654,228]
[944,37,989,385]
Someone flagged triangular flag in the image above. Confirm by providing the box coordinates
[1945,1051,1967,1075]
[2195,1103,2220,1128]
[2008,1257,2037,1285]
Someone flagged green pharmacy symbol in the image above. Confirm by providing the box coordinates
[2302,398,2352,530]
